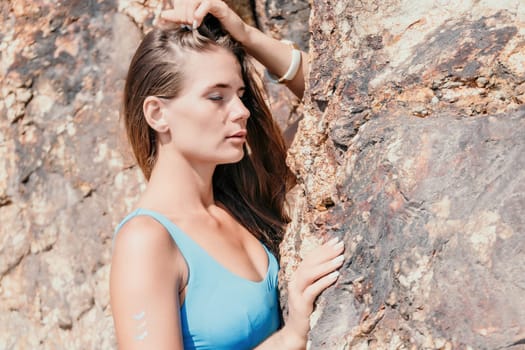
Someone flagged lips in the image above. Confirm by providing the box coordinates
[227,130,247,138]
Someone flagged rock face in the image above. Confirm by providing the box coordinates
[297,110,525,349]
[1,0,524,349]
[279,0,525,349]
[0,1,149,348]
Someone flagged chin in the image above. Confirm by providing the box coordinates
[218,149,245,165]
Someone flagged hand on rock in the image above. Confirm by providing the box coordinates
[283,237,345,348]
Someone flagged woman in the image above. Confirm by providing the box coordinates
[110,1,345,349]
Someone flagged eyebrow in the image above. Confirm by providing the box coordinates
[206,83,245,91]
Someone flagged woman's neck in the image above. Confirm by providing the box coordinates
[139,150,216,213]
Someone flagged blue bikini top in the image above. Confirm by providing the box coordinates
[114,208,281,349]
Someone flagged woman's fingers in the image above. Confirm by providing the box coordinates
[284,238,345,342]
[160,9,185,24]
[161,0,198,25]
[193,0,210,27]
[298,252,345,288]
[194,0,229,27]
[302,270,340,303]
[161,0,225,28]
[293,253,344,292]
[185,1,199,26]
[291,238,345,292]
[300,238,345,270]
[287,260,342,317]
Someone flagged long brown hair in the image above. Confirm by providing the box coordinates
[122,15,295,255]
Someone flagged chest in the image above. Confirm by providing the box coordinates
[180,275,281,349]
[175,211,270,283]
[167,216,281,350]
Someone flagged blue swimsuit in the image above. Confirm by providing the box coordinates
[115,208,281,349]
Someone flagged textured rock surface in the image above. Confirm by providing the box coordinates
[2,0,524,349]
[280,0,525,349]
[0,1,148,348]
[254,0,310,50]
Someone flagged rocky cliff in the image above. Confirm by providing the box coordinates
[281,0,525,349]
[0,0,523,349]
[1,0,140,348]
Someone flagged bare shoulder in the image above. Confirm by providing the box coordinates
[111,215,182,285]
[113,215,176,256]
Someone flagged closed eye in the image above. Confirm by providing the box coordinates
[208,94,223,101]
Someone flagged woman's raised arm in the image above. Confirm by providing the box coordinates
[161,0,309,99]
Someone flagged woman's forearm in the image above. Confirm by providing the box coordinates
[240,25,308,99]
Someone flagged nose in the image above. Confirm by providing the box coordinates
[230,96,250,121]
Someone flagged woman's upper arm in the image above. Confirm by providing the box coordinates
[110,217,184,350]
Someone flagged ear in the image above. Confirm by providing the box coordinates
[143,96,169,133]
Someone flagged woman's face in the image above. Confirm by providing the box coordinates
[161,46,250,166]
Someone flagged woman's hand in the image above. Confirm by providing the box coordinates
[161,0,308,98]
[283,237,345,348]
[161,0,250,43]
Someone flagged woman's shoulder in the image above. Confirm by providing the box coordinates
[112,214,181,268]
[111,213,187,293]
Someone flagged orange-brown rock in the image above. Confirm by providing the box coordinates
[280,0,525,349]
[1,0,524,349]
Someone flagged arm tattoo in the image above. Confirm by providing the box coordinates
[132,311,148,341]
